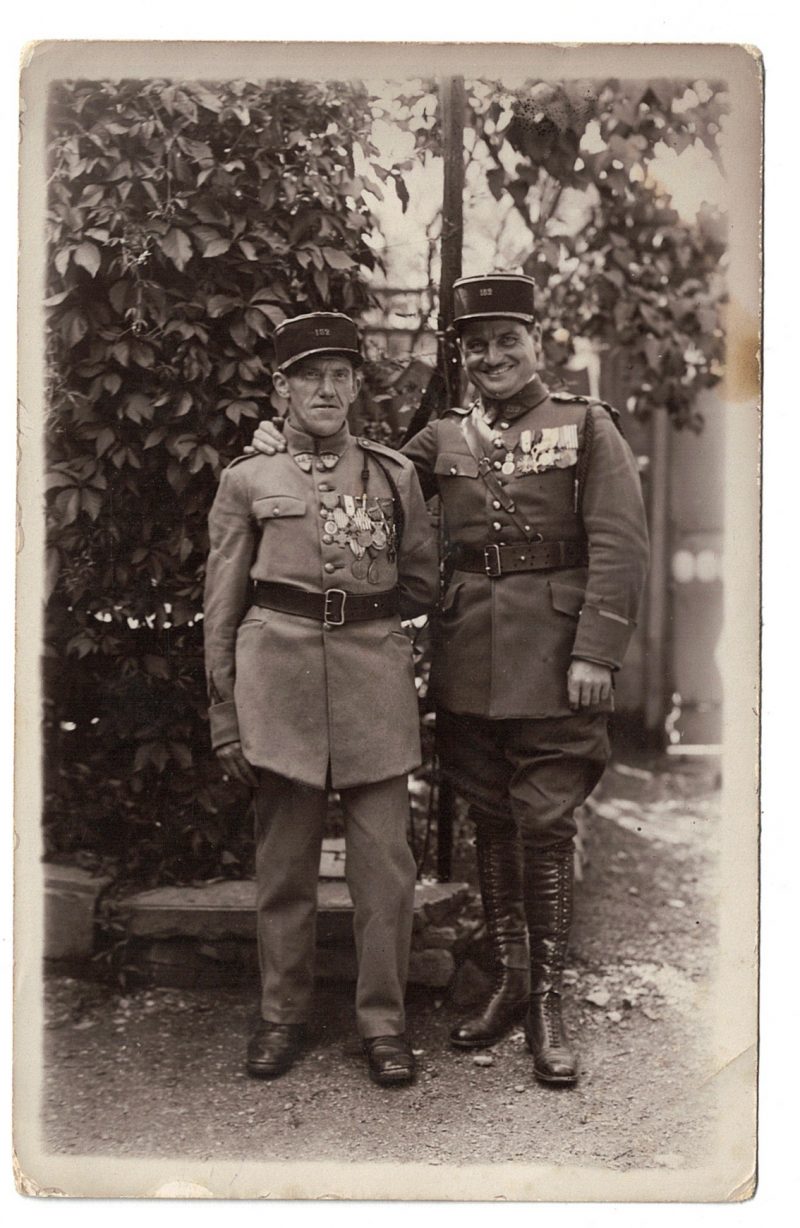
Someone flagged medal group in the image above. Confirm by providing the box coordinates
[490,425,580,478]
[319,492,397,583]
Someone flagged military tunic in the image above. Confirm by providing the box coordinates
[204,418,438,1036]
[204,419,439,791]
[402,374,649,720]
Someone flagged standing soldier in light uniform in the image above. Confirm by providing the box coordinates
[204,312,439,1086]
[251,275,649,1087]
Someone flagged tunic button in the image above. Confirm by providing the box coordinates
[324,562,336,573]
[492,521,503,532]
[272,507,281,516]
[316,461,326,471]
[493,438,504,448]
[322,534,333,545]
[449,465,458,475]
[492,499,501,510]
[493,460,502,470]
[524,524,532,532]
[499,421,510,430]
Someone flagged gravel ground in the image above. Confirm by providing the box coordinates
[41,753,719,1171]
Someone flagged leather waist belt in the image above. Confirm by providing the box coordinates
[252,580,399,627]
[453,540,588,577]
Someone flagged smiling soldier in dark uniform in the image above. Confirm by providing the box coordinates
[250,277,649,1087]
[204,312,438,1086]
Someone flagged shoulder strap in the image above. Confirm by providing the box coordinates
[459,417,538,544]
[356,438,405,553]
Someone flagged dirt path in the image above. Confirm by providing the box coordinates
[41,754,719,1170]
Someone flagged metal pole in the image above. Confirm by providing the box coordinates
[435,75,465,883]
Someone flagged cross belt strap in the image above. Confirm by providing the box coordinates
[251,580,400,626]
[452,540,588,577]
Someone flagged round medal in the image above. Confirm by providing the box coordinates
[351,557,370,579]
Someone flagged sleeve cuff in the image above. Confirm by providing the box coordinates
[572,604,636,671]
[209,700,240,750]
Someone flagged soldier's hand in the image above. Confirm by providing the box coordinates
[217,741,259,788]
[244,418,287,456]
[567,659,613,710]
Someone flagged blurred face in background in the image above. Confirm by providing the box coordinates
[272,355,361,437]
[459,318,541,402]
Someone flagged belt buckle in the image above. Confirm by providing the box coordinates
[324,588,347,626]
[484,544,502,578]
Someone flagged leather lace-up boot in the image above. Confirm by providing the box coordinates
[523,840,579,1085]
[450,816,530,1049]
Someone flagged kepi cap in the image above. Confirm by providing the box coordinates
[453,274,536,327]
[273,311,363,372]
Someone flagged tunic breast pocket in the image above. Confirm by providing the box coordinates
[434,453,480,480]
[252,495,307,522]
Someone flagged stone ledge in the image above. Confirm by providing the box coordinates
[115,878,471,990]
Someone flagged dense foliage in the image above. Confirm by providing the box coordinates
[44,74,728,885]
[44,78,386,882]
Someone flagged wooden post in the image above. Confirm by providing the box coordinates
[435,75,465,883]
[643,406,672,739]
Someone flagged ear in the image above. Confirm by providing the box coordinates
[272,369,291,399]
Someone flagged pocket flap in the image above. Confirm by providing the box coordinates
[440,579,464,614]
[548,580,584,619]
[434,452,480,479]
[253,494,307,519]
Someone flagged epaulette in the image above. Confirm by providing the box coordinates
[356,437,409,466]
[226,452,262,470]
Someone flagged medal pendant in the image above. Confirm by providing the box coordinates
[501,452,516,476]
[349,538,365,558]
[321,493,339,510]
[371,527,387,550]
[324,519,338,535]
[367,558,381,585]
[351,557,369,580]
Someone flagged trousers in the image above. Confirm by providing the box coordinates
[253,770,417,1038]
[436,707,610,848]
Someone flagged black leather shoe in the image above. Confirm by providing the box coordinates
[525,991,579,1085]
[246,1020,306,1078]
[363,1035,416,1086]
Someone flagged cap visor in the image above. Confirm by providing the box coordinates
[278,346,363,371]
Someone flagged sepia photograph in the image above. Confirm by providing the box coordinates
[14,39,761,1201]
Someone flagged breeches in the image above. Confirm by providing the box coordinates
[253,770,416,1038]
[436,707,610,849]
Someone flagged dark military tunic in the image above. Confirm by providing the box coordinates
[204,420,439,791]
[402,374,649,720]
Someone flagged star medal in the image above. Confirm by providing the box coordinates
[501,450,516,476]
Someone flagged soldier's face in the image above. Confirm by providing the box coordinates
[459,319,540,401]
[274,356,361,437]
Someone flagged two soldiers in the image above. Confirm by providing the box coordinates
[204,312,439,1085]
[246,274,649,1087]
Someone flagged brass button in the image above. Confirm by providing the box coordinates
[493,460,502,470]
[449,465,458,475]
[318,483,332,492]
[492,521,503,532]
[493,438,504,448]
[492,499,501,510]
[499,421,510,430]
[272,507,281,516]
[324,562,335,574]
[322,534,333,545]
